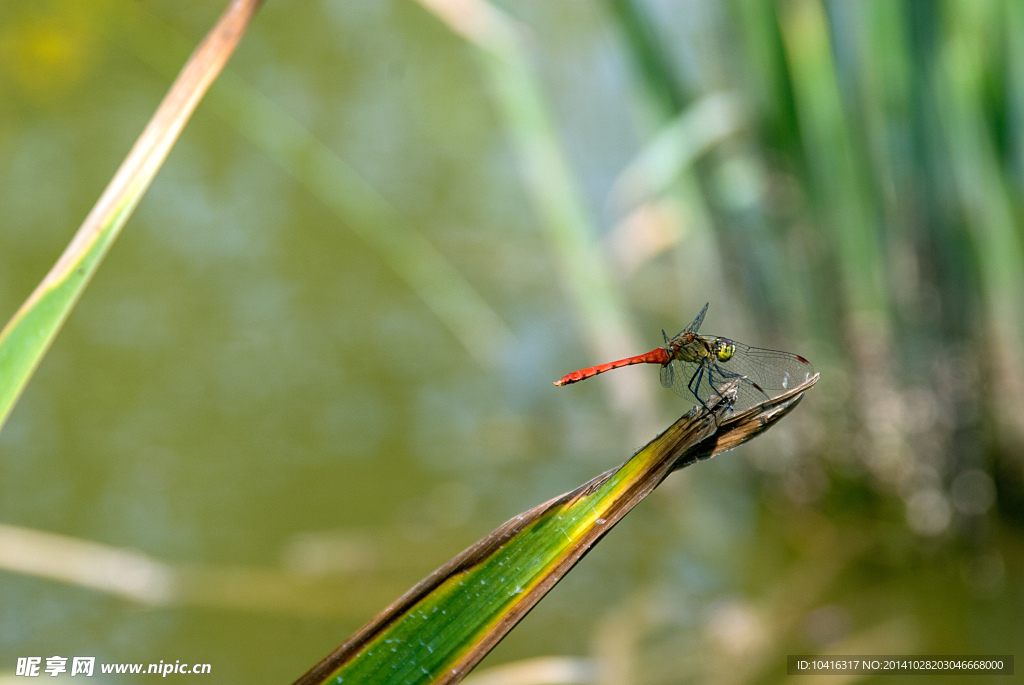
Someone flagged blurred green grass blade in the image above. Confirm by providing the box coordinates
[114,4,515,370]
[414,0,658,437]
[208,73,517,370]
[294,376,817,685]
[0,0,264,433]
[604,0,742,337]
[727,0,801,145]
[776,0,887,317]
[611,92,745,209]
[607,0,687,116]
[937,0,1024,437]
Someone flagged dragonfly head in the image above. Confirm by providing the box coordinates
[713,338,736,362]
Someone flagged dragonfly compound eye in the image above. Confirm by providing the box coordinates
[715,339,735,362]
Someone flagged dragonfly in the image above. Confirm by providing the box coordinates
[554,303,813,417]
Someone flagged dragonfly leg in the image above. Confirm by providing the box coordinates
[687,365,716,425]
[702,364,747,423]
[705,366,731,417]
[711,363,769,406]
[707,365,735,401]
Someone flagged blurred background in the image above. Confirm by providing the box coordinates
[1,0,1022,682]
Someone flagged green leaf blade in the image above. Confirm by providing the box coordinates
[0,1,264,432]
[297,376,816,685]
[0,199,128,426]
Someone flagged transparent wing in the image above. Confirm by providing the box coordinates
[683,303,709,334]
[666,304,711,342]
[711,341,814,394]
[662,358,719,406]
[663,341,813,414]
[659,362,674,389]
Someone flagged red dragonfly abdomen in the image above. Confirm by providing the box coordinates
[554,347,670,386]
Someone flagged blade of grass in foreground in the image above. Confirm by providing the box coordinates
[0,0,265,432]
[294,374,818,685]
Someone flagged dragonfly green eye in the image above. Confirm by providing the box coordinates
[716,339,735,362]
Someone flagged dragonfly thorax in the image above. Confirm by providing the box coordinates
[667,335,736,365]
[667,333,713,363]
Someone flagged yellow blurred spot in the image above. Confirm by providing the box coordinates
[0,11,98,101]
